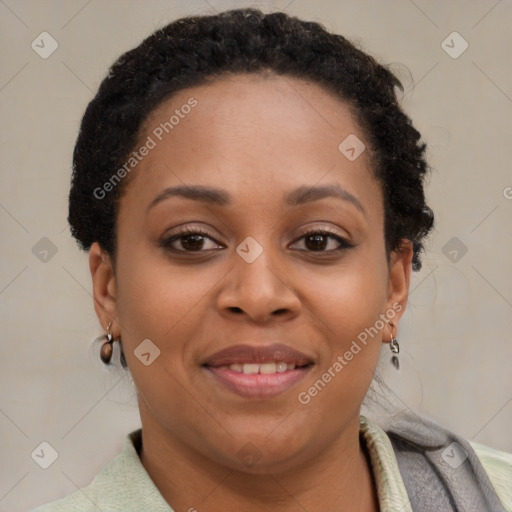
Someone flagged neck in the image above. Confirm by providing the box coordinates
[138,412,379,512]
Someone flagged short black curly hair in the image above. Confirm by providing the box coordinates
[69,8,434,271]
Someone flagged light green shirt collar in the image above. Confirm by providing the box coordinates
[33,416,511,511]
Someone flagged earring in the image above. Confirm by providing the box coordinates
[100,322,115,365]
[388,321,400,370]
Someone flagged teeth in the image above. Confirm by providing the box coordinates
[226,362,298,374]
[276,362,288,373]
[242,363,260,375]
[260,363,277,374]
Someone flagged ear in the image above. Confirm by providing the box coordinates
[89,242,118,335]
[384,239,413,342]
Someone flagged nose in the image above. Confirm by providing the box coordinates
[216,247,301,324]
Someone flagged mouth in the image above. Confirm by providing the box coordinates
[202,344,314,398]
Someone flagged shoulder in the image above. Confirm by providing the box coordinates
[375,411,512,511]
[30,454,126,512]
[471,441,512,512]
[30,430,140,512]
[30,488,100,512]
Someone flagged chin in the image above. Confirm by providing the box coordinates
[207,429,314,475]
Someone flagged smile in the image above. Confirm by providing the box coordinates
[220,362,297,374]
[202,343,314,398]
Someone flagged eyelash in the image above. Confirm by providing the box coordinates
[159,225,354,255]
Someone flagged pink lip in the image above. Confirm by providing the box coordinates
[205,366,310,398]
[202,343,314,398]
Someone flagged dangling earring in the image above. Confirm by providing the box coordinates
[388,321,400,370]
[100,321,115,365]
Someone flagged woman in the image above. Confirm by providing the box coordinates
[33,8,512,512]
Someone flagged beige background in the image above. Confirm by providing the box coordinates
[1,0,511,510]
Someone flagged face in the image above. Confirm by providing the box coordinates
[90,73,412,474]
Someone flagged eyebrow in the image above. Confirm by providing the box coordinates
[147,183,365,215]
[285,184,365,214]
[147,185,231,212]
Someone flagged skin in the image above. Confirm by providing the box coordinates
[90,73,413,512]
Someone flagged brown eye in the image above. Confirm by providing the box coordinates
[180,234,207,251]
[304,233,329,251]
[290,230,354,253]
[160,228,224,253]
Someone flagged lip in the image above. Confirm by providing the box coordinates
[202,343,314,399]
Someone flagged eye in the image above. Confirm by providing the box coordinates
[159,225,353,254]
[290,228,353,253]
[159,227,224,252]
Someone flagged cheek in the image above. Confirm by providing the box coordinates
[297,286,386,421]
[305,253,389,337]
[114,254,216,424]
[115,244,220,337]
[299,254,388,394]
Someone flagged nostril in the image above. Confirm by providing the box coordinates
[228,306,244,313]
[273,309,289,316]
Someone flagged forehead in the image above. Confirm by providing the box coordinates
[141,72,362,157]
[123,73,382,215]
